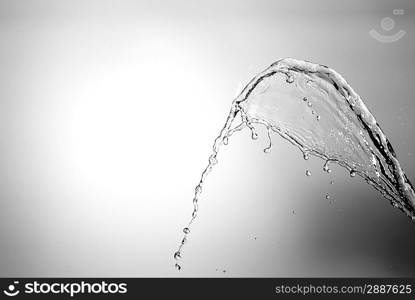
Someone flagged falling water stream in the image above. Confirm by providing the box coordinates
[174,58,415,270]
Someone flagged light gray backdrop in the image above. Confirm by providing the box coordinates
[0,0,414,277]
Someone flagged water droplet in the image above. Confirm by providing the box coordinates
[263,127,273,153]
[286,74,294,83]
[307,102,312,107]
[192,201,199,213]
[209,155,218,165]
[305,170,312,176]
[303,97,308,102]
[303,153,309,160]
[325,194,330,200]
[323,161,331,173]
[175,263,181,271]
[174,251,181,260]
[183,227,190,234]
[350,170,356,177]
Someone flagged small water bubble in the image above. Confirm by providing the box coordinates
[263,147,271,153]
[286,74,294,83]
[323,162,331,173]
[325,194,330,200]
[183,227,190,234]
[175,263,181,271]
[311,110,315,115]
[209,155,218,165]
[174,251,182,260]
[350,170,356,177]
[306,79,313,86]
[192,200,199,213]
[316,115,321,121]
[305,170,312,176]
[303,97,308,102]
[223,136,229,145]
[303,153,309,160]
[204,166,213,176]
[263,128,273,153]
[307,102,312,107]
[330,180,334,184]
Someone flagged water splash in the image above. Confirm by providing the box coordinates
[174,58,415,269]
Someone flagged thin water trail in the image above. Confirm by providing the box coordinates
[173,103,241,269]
[174,58,415,270]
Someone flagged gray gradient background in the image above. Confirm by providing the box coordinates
[0,0,415,277]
